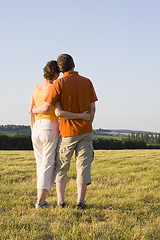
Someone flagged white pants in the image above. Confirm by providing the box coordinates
[32,119,59,190]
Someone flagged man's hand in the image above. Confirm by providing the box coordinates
[32,102,52,114]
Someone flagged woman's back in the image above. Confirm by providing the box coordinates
[32,82,58,122]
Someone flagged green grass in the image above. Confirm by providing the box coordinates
[0,150,160,240]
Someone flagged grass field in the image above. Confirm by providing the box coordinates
[0,150,160,240]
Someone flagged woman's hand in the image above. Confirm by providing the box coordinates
[80,111,90,120]
[32,106,37,114]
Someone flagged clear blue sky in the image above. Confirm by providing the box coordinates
[0,0,160,132]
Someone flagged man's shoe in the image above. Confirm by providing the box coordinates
[77,202,87,210]
[35,201,50,209]
[58,202,66,208]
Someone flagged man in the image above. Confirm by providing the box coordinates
[33,54,98,209]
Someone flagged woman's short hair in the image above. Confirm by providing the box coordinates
[43,60,60,80]
[57,54,75,73]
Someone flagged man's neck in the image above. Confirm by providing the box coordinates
[64,68,75,73]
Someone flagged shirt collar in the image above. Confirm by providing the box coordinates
[63,71,78,77]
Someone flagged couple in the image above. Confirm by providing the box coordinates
[29,54,98,209]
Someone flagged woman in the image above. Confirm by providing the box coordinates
[29,60,90,209]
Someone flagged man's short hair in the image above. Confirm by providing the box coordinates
[57,54,75,73]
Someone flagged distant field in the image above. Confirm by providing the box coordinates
[94,133,128,139]
[0,131,20,136]
[0,125,31,136]
[0,150,160,240]
[0,131,128,139]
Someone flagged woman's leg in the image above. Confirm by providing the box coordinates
[37,188,47,203]
[38,121,59,199]
[33,120,59,206]
[32,121,45,204]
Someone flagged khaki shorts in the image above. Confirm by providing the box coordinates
[55,133,94,185]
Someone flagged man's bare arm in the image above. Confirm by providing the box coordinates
[90,102,96,122]
[54,102,90,120]
[32,102,52,114]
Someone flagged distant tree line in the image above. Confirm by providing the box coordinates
[1,134,160,150]
[0,134,33,150]
[93,138,160,150]
[128,132,160,145]
[93,138,148,150]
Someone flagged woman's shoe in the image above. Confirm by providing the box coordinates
[35,201,50,209]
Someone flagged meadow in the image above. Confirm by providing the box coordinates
[0,150,160,240]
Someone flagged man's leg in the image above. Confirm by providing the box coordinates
[55,137,76,205]
[56,182,66,205]
[77,183,87,203]
[76,133,94,206]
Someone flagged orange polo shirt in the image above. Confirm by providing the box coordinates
[45,71,98,137]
